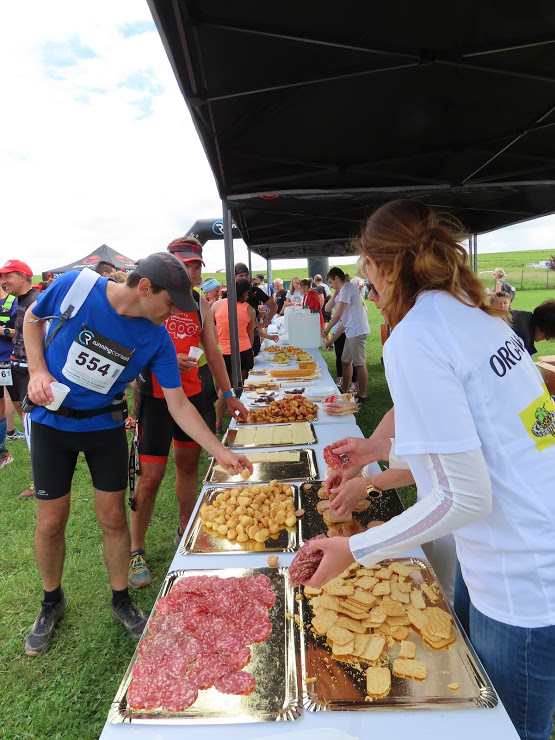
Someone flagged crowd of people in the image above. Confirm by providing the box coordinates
[2,210,555,739]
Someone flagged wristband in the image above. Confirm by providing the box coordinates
[222,389,235,399]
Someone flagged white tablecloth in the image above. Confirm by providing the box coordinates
[99,353,519,739]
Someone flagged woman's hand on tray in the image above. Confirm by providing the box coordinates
[328,476,368,518]
[302,537,356,588]
[330,436,392,467]
[215,449,254,477]
[324,465,363,494]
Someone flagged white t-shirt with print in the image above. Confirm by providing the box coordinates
[337,281,369,338]
[287,289,302,304]
[384,291,555,627]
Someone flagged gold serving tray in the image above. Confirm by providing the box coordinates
[108,567,302,725]
[204,448,318,485]
[297,558,497,712]
[223,423,318,449]
[182,485,300,554]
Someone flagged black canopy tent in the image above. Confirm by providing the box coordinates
[147,0,555,386]
[43,244,136,280]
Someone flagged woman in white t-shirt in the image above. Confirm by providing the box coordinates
[303,199,555,740]
[280,276,302,314]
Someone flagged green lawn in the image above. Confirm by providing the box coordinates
[2,283,554,738]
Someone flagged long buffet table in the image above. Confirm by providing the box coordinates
[99,347,519,740]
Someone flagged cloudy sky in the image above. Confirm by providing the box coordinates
[2,1,554,276]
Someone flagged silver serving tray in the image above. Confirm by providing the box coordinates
[223,422,318,449]
[108,567,302,724]
[182,485,300,554]
[204,448,318,485]
[298,557,498,712]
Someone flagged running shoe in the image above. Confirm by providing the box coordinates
[128,549,151,589]
[25,592,66,656]
[112,597,147,641]
[6,430,25,441]
[336,377,343,388]
[0,452,14,470]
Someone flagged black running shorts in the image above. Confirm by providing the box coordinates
[137,392,206,463]
[31,421,129,500]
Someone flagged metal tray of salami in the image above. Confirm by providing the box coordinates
[223,422,318,448]
[108,567,302,724]
[203,448,318,485]
[182,484,301,554]
[297,479,406,540]
[295,556,497,712]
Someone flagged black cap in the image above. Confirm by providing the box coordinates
[135,253,198,313]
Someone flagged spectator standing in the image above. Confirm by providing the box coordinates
[299,278,324,327]
[234,263,277,355]
[200,277,220,305]
[273,278,288,314]
[322,267,369,401]
[281,276,302,313]
[314,274,331,321]
[129,240,249,588]
[510,298,555,356]
[95,261,117,278]
[22,252,252,655]
[212,278,256,431]
[493,268,516,300]
[0,284,18,468]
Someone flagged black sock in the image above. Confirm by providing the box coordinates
[112,587,129,607]
[7,429,15,436]
[43,586,63,604]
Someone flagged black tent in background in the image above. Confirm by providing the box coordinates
[43,244,136,280]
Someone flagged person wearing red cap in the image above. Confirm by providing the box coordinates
[0,260,41,490]
[128,237,249,589]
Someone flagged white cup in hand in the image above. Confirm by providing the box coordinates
[45,381,71,411]
[188,346,204,362]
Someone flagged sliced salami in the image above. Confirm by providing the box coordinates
[289,535,327,587]
[160,679,199,713]
[214,670,257,695]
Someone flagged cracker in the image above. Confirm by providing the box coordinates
[392,658,427,681]
[409,589,426,610]
[422,607,452,640]
[385,615,411,627]
[379,624,410,641]
[360,634,386,662]
[373,581,391,596]
[323,578,355,597]
[356,576,379,591]
[448,682,460,691]
[375,568,393,580]
[366,666,391,697]
[311,608,338,635]
[356,568,378,578]
[304,586,322,596]
[389,562,418,577]
[421,634,456,651]
[398,640,417,659]
[406,604,429,631]
[421,583,440,603]
[350,588,376,607]
[391,583,411,604]
[395,582,412,593]
[327,624,354,646]
[367,605,387,625]
[331,638,355,656]
[352,633,371,658]
[379,599,406,617]
[320,593,341,611]
[338,615,368,634]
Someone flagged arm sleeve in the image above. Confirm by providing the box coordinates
[388,439,411,470]
[349,448,491,566]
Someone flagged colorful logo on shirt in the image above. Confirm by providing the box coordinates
[166,314,198,339]
[519,386,555,451]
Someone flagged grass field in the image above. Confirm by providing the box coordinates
[2,280,555,738]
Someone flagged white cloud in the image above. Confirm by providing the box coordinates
[0,1,553,278]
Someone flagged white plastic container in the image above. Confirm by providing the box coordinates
[287,309,321,348]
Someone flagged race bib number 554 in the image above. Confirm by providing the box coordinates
[62,325,134,394]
